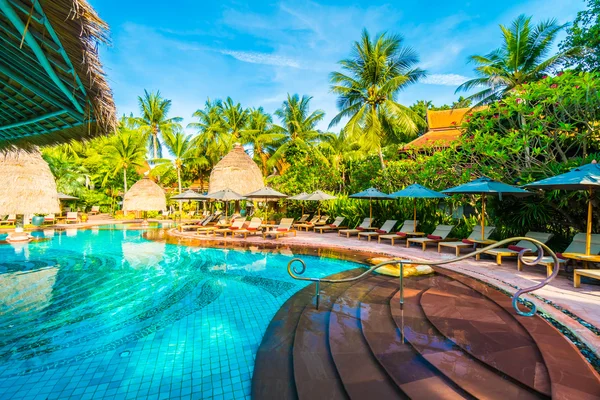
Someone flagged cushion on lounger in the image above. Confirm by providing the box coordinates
[277,228,288,232]
[556,253,568,260]
[247,227,257,231]
[356,227,364,231]
[427,234,442,240]
[376,229,387,234]
[396,232,407,237]
[508,245,527,252]
[230,227,239,230]
[462,239,474,244]
[330,224,337,227]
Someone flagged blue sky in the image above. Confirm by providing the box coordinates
[90,0,584,132]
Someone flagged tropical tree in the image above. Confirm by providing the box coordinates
[329,29,426,169]
[134,90,183,159]
[219,97,250,139]
[319,131,362,191]
[457,15,580,104]
[560,0,600,71]
[101,122,147,193]
[241,107,281,175]
[270,94,329,172]
[188,99,232,166]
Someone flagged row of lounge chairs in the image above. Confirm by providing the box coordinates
[0,213,80,225]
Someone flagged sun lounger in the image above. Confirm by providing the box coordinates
[213,217,247,237]
[296,215,329,231]
[43,214,56,225]
[338,218,372,238]
[378,220,419,245]
[294,214,310,225]
[438,226,496,256]
[314,217,347,234]
[232,218,263,238]
[89,206,100,215]
[406,225,455,250]
[520,233,600,277]
[65,212,79,224]
[481,232,553,264]
[262,218,296,239]
[574,269,600,287]
[294,215,318,229]
[358,220,397,242]
[0,214,16,225]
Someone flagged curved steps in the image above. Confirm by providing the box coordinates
[253,268,600,400]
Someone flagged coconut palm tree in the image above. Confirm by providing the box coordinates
[188,99,232,166]
[456,15,579,105]
[329,29,426,169]
[319,131,362,191]
[134,90,183,159]
[101,123,147,193]
[219,97,250,139]
[241,108,281,175]
[269,94,329,171]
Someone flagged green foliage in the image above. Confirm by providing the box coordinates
[560,0,600,71]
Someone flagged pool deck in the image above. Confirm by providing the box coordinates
[167,226,600,358]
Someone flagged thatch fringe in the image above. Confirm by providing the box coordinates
[208,144,265,195]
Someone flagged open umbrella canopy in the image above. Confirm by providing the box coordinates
[525,161,600,254]
[349,187,391,200]
[245,187,288,200]
[57,192,79,201]
[443,176,531,197]
[303,190,337,201]
[390,184,447,199]
[171,190,209,201]
[288,192,309,200]
[207,188,245,201]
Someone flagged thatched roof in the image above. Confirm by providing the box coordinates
[123,177,166,212]
[208,144,264,195]
[0,0,117,150]
[0,148,60,214]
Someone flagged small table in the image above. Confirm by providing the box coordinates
[561,253,600,269]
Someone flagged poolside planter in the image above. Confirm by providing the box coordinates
[31,216,44,226]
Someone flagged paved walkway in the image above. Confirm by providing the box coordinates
[169,228,600,356]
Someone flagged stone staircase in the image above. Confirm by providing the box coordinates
[252,268,600,399]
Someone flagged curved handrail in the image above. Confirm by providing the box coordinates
[287,236,559,317]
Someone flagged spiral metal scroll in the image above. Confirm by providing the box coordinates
[287,236,560,317]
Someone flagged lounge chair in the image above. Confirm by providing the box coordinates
[294,214,310,225]
[520,233,600,277]
[406,225,455,250]
[297,215,329,231]
[0,214,16,225]
[378,220,419,245]
[65,212,79,224]
[232,218,263,238]
[338,218,372,238]
[438,226,496,257]
[43,214,56,225]
[294,215,318,229]
[574,269,600,287]
[480,232,553,264]
[358,220,397,242]
[213,217,246,237]
[89,206,100,215]
[262,218,296,239]
[314,216,347,234]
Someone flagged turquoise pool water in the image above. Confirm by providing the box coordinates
[0,226,362,399]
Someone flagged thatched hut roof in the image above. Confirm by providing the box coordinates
[0,149,60,214]
[0,0,117,150]
[123,177,166,212]
[208,144,264,195]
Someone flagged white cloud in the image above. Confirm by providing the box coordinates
[218,50,301,68]
[421,74,471,86]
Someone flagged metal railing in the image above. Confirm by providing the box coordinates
[287,236,560,317]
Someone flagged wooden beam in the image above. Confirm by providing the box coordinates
[0,110,67,131]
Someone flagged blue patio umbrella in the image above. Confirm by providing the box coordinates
[443,176,531,240]
[349,187,391,227]
[389,184,447,232]
[524,161,600,254]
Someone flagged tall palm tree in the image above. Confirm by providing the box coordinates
[188,99,233,166]
[456,15,579,105]
[101,122,147,193]
[330,29,426,169]
[270,94,329,171]
[219,97,250,139]
[241,108,281,175]
[134,90,183,159]
[319,131,362,191]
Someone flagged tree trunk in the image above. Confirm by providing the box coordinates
[520,114,531,169]
[177,167,183,213]
[152,125,158,160]
[378,147,385,169]
[123,168,127,193]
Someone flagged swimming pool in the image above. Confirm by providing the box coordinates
[0,226,363,399]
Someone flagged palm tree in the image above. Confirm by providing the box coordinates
[270,94,329,172]
[188,99,233,166]
[241,108,280,175]
[101,122,147,193]
[330,29,426,169]
[134,90,183,159]
[319,131,362,191]
[456,15,579,105]
[219,97,250,139]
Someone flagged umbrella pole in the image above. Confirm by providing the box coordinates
[587,188,593,255]
[481,194,486,240]
[413,198,417,232]
[369,199,373,227]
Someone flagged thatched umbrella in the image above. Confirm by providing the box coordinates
[0,149,60,228]
[208,144,264,195]
[123,177,166,222]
